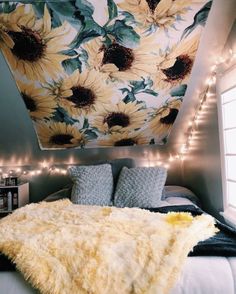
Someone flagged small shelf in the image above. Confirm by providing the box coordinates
[0,210,12,214]
[0,182,29,215]
[0,182,27,188]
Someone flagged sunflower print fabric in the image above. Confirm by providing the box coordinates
[0,0,211,149]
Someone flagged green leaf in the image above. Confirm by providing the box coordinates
[84,129,98,139]
[2,2,17,13]
[108,20,140,49]
[75,0,94,17]
[31,3,45,18]
[107,0,118,21]
[123,92,136,103]
[60,49,78,57]
[120,87,130,94]
[145,77,153,88]
[170,84,187,97]
[83,118,89,129]
[70,12,105,49]
[78,48,89,65]
[130,79,146,93]
[143,89,158,96]
[71,27,104,48]
[182,1,212,38]
[162,137,168,144]
[62,56,82,74]
[120,11,136,24]
[53,107,76,125]
[45,1,82,29]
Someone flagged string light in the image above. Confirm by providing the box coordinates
[0,165,69,182]
[177,47,236,160]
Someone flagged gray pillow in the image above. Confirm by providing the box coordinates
[68,164,113,206]
[114,166,167,208]
[44,186,72,202]
[162,186,200,206]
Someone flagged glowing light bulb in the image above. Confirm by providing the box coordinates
[188,121,193,127]
[180,144,187,154]
[169,156,174,162]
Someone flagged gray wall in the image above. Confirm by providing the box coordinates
[182,94,224,220]
[182,20,236,221]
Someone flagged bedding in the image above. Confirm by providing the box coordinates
[0,199,216,294]
[0,196,236,294]
[114,166,167,208]
[147,204,236,257]
[162,186,201,206]
[68,164,114,205]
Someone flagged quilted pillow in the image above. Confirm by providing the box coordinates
[68,164,113,206]
[114,166,167,208]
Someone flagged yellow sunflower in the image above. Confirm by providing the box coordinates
[153,34,200,90]
[0,7,22,49]
[16,79,57,120]
[118,0,203,30]
[1,4,76,82]
[35,121,86,149]
[91,101,148,134]
[54,69,114,118]
[149,99,182,141]
[83,35,156,81]
[99,131,149,147]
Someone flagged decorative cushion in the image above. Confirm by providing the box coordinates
[114,166,167,208]
[44,186,72,202]
[162,186,200,205]
[68,164,113,206]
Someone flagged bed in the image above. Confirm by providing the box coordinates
[0,159,236,294]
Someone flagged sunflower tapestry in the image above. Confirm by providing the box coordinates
[0,0,212,149]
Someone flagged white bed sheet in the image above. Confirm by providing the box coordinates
[1,197,236,294]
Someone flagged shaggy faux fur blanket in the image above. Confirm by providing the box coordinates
[0,200,217,294]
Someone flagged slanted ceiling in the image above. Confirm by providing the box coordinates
[0,0,212,150]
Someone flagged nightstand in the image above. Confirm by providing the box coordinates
[0,182,29,217]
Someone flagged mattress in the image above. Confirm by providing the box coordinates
[0,197,236,294]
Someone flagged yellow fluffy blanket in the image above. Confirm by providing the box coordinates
[0,200,217,294]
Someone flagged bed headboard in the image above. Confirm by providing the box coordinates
[29,158,135,202]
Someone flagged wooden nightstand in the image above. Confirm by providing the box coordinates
[0,182,29,217]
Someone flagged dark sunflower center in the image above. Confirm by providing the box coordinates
[104,112,130,128]
[68,86,96,108]
[160,108,179,125]
[9,27,45,62]
[50,134,74,145]
[102,43,134,71]
[162,54,193,81]
[114,138,137,146]
[21,93,37,112]
[146,0,161,12]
